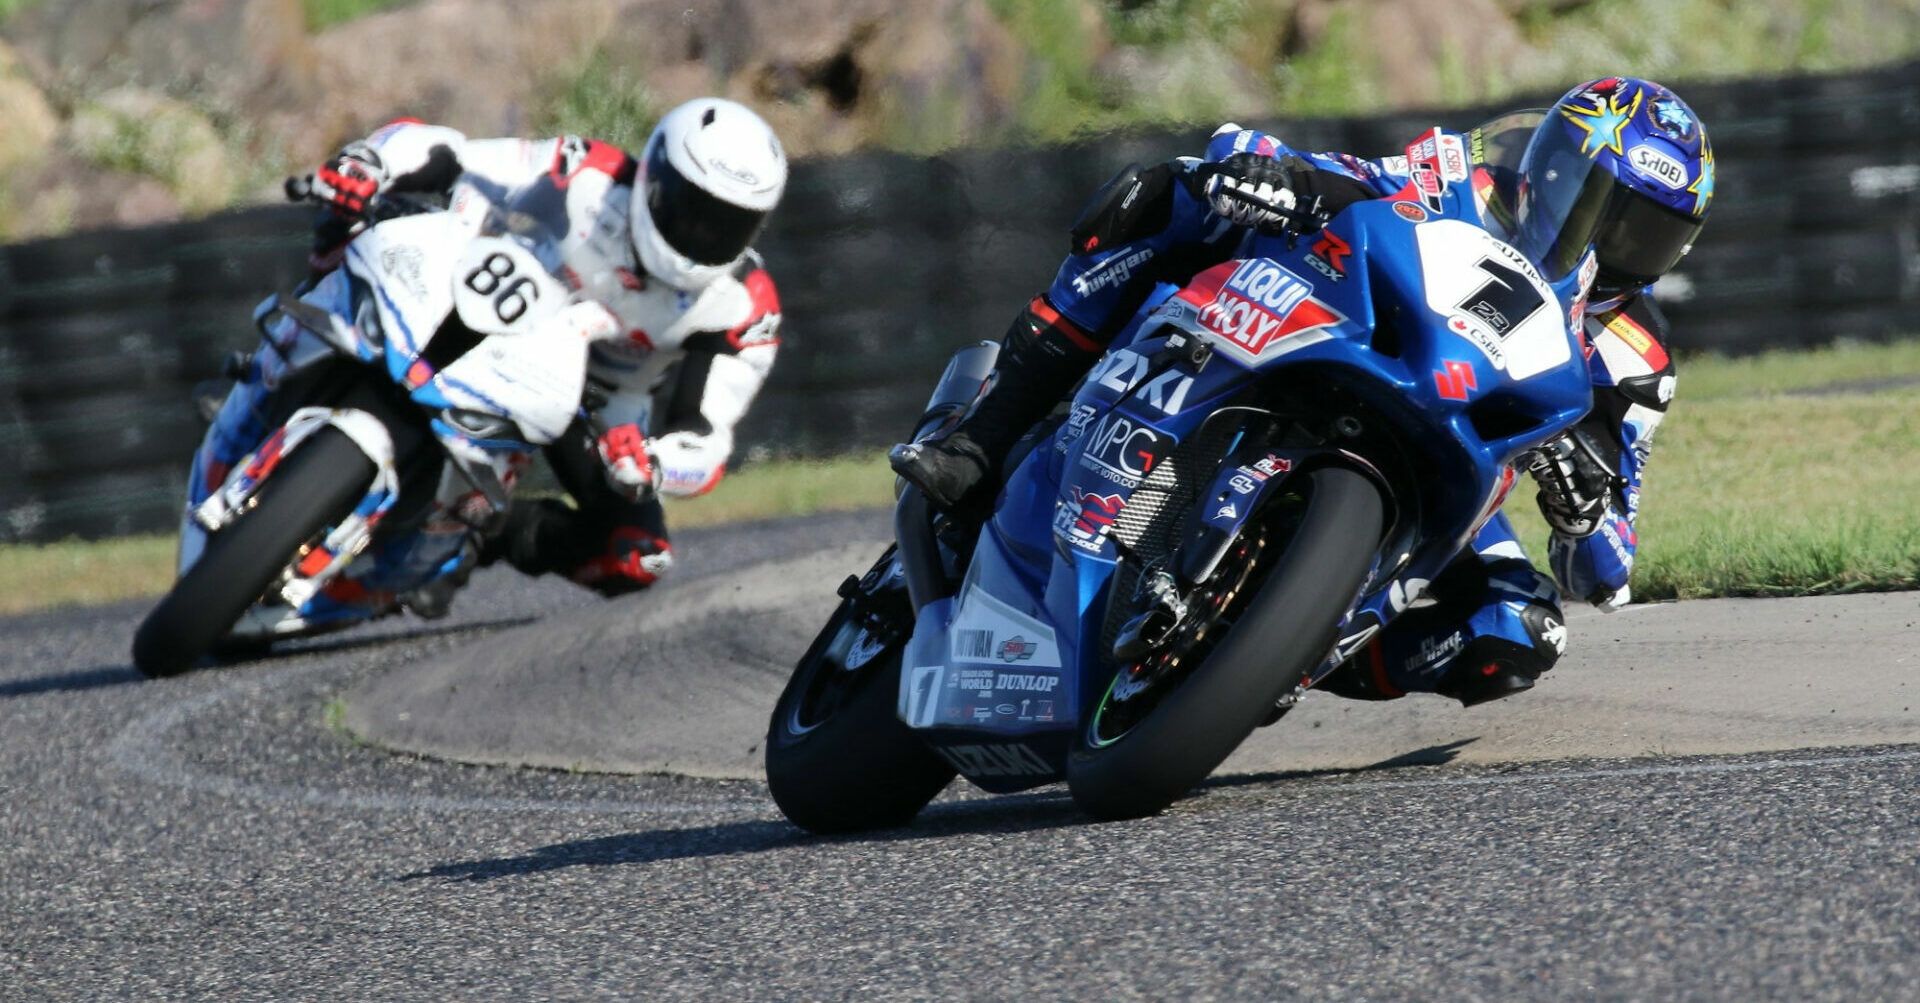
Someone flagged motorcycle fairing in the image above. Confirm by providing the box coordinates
[898,180,1596,791]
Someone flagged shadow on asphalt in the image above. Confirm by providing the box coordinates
[0,665,144,697]
[1199,737,1481,792]
[398,743,1480,884]
[396,793,1090,883]
[0,617,537,699]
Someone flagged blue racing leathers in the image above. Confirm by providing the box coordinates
[965,122,1675,703]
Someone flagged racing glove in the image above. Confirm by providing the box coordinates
[596,423,662,502]
[1204,152,1304,229]
[1525,429,1620,538]
[310,142,388,220]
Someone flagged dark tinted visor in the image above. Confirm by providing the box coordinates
[1593,192,1704,287]
[646,143,767,265]
[1513,125,1615,282]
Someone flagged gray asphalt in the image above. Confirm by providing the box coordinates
[5,507,1920,1000]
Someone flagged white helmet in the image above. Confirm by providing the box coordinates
[630,98,788,289]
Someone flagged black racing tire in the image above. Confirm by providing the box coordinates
[1067,465,1385,821]
[766,592,956,834]
[131,427,377,678]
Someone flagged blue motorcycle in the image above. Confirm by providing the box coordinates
[766,122,1596,829]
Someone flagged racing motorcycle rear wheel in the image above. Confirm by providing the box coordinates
[131,427,376,678]
[1067,464,1385,821]
[766,567,956,834]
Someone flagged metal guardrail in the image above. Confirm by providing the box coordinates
[3,62,1916,543]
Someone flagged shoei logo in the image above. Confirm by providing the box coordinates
[1181,259,1346,361]
[1627,144,1688,190]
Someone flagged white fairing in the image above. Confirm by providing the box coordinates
[630,98,787,290]
[438,300,612,444]
[344,213,470,358]
[1414,219,1573,381]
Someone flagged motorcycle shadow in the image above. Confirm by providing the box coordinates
[0,664,145,698]
[398,792,1088,884]
[1199,738,1480,791]
[198,614,543,668]
[398,745,1478,883]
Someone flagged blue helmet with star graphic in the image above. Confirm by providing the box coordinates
[1505,77,1713,290]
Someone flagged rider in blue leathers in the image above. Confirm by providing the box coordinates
[893,77,1714,706]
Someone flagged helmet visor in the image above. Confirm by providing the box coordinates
[646,143,768,266]
[1592,193,1704,288]
[1509,124,1615,282]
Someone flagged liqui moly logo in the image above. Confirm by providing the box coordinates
[1180,259,1346,362]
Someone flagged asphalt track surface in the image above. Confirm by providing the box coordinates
[6,506,1920,1000]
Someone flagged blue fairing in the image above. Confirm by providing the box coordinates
[905,172,1595,791]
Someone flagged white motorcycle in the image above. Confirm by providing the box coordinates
[132,177,623,677]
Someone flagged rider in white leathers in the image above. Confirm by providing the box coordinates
[307,98,788,597]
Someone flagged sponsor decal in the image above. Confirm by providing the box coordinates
[1069,488,1125,547]
[1228,472,1259,495]
[1307,229,1351,282]
[1627,144,1688,190]
[1405,630,1466,674]
[1070,246,1156,297]
[709,156,761,187]
[997,637,1039,663]
[1086,349,1196,414]
[1215,502,1238,520]
[1250,454,1292,479]
[1448,315,1506,365]
[1433,358,1478,401]
[953,668,996,694]
[1602,312,1671,370]
[1437,133,1469,182]
[937,742,1054,778]
[949,587,1062,667]
[994,672,1061,692]
[1176,259,1346,362]
[1393,201,1429,223]
[954,629,994,661]
[379,245,428,300]
[995,703,1018,717]
[1076,413,1172,489]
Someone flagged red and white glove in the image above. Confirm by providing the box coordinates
[596,423,662,501]
[311,142,388,220]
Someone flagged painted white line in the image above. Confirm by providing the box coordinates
[106,657,767,817]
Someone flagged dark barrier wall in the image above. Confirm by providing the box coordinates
[3,62,1917,542]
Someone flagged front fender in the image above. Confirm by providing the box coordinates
[184,407,403,579]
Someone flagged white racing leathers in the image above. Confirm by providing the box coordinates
[359,120,782,590]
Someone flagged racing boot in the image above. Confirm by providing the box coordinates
[1315,515,1567,707]
[890,296,1103,508]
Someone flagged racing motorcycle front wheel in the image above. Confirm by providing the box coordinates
[1067,464,1385,821]
[765,562,956,834]
[131,427,376,678]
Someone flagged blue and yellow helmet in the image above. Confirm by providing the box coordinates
[1509,77,1713,290]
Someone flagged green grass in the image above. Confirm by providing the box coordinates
[301,0,412,32]
[1502,341,1920,601]
[5,342,1920,615]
